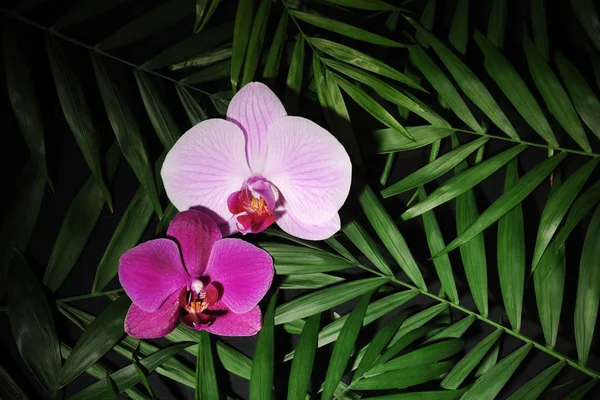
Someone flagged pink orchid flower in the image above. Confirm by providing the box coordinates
[161,82,352,240]
[118,210,273,338]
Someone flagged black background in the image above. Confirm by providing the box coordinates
[1,0,599,398]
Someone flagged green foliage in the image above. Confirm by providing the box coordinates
[2,0,600,399]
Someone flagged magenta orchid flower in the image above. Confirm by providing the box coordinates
[118,210,273,338]
[161,82,352,240]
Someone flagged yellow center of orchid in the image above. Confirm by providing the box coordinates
[250,197,268,213]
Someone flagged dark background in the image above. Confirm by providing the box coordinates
[1,0,599,398]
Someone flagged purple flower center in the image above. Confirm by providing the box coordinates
[227,176,279,234]
[178,279,221,329]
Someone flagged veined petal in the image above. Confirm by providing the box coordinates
[264,116,352,225]
[119,239,190,312]
[227,82,287,174]
[167,210,222,278]
[277,211,341,240]
[203,238,273,314]
[206,303,262,337]
[124,291,180,339]
[161,119,251,231]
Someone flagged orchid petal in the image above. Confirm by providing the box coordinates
[206,303,262,337]
[203,238,273,314]
[263,116,352,225]
[161,119,251,233]
[119,239,189,312]
[276,211,341,240]
[124,291,180,339]
[167,210,222,278]
[227,82,287,173]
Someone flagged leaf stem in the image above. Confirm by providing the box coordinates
[350,261,600,380]
[0,9,212,98]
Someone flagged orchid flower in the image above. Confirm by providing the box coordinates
[161,82,352,240]
[118,210,273,338]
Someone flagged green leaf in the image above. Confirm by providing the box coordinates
[167,326,253,380]
[287,313,320,400]
[407,45,481,132]
[418,188,459,303]
[402,144,527,220]
[194,0,221,33]
[424,315,476,344]
[0,365,30,400]
[291,10,404,47]
[260,242,354,274]
[572,0,600,52]
[91,55,162,217]
[448,0,470,55]
[390,304,448,343]
[322,290,375,400]
[441,328,503,389]
[310,38,424,90]
[315,291,418,349]
[352,361,454,390]
[532,158,597,271]
[231,0,253,92]
[373,125,456,153]
[358,390,466,400]
[382,137,488,197]
[193,0,208,33]
[323,60,443,125]
[7,252,61,397]
[334,73,411,139]
[374,326,433,369]
[497,159,525,332]
[416,0,437,48]
[144,22,234,69]
[474,339,500,377]
[249,293,277,400]
[357,184,427,290]
[590,46,600,89]
[69,343,192,400]
[563,379,598,400]
[106,372,118,400]
[92,186,154,292]
[342,220,393,276]
[43,144,120,292]
[461,343,532,400]
[523,34,591,152]
[555,51,600,140]
[60,296,130,386]
[285,35,305,113]
[370,339,464,375]
[170,45,231,70]
[438,151,567,257]
[263,10,288,80]
[574,204,600,364]
[274,277,386,325]
[534,235,566,349]
[3,26,52,189]
[134,71,180,150]
[175,85,208,125]
[53,0,135,29]
[133,362,154,399]
[181,59,231,84]
[474,31,557,146]
[487,0,507,48]
[0,161,46,298]
[506,361,565,400]
[409,20,519,139]
[281,273,345,289]
[321,0,399,10]
[196,331,218,400]
[46,35,112,206]
[353,312,408,381]
[531,0,549,59]
[241,0,270,86]
[97,0,195,49]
